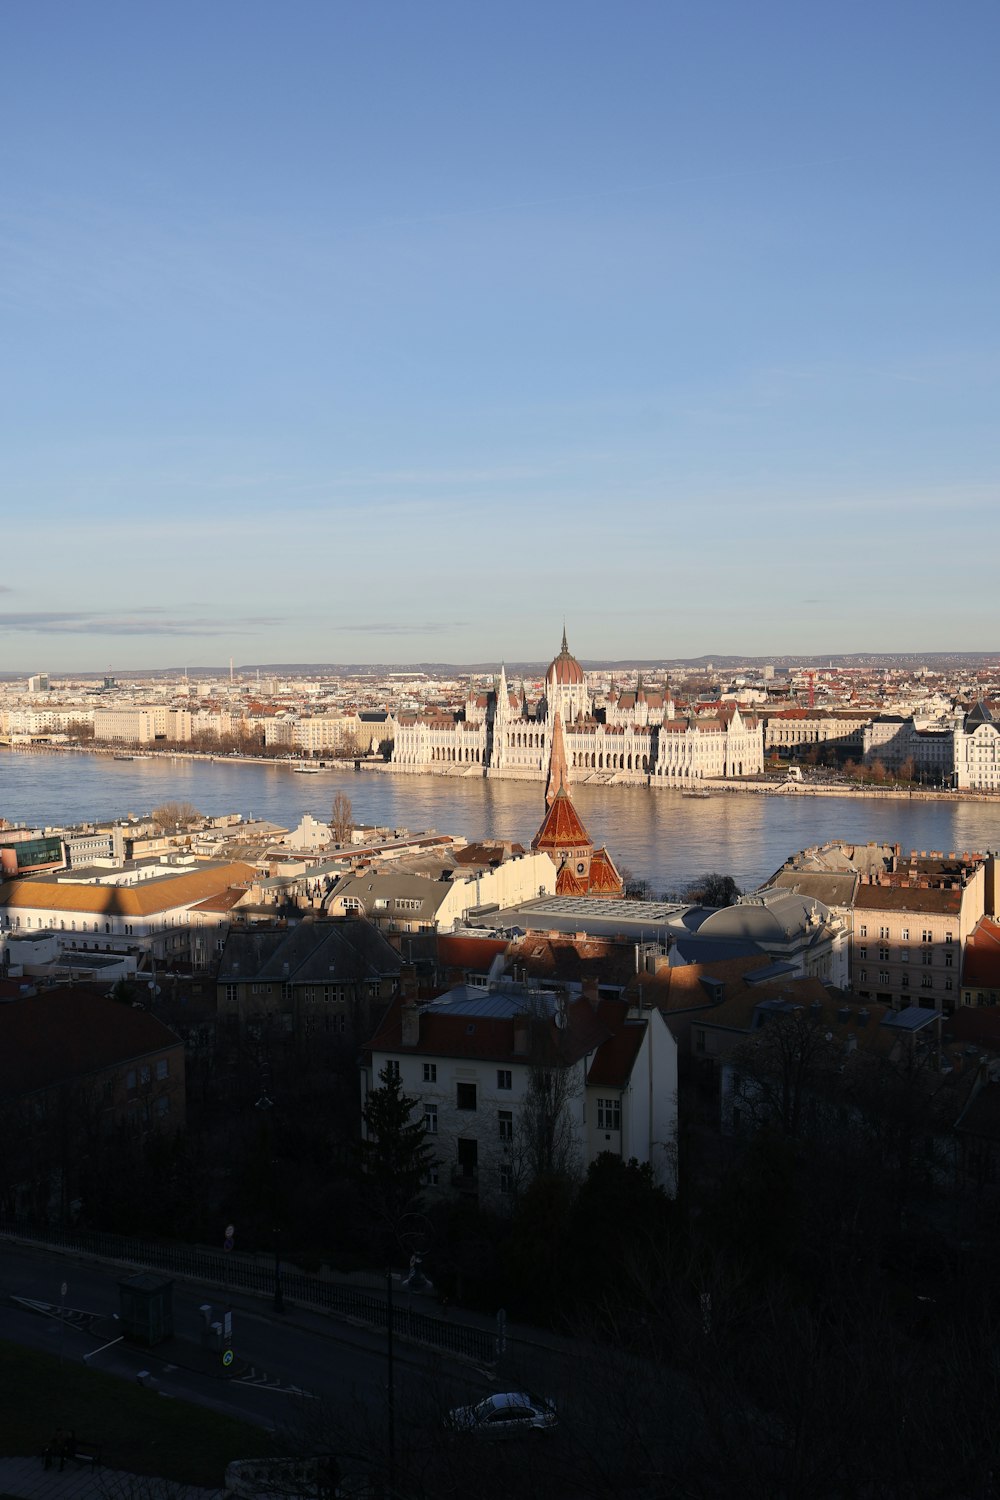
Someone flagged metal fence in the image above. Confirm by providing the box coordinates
[0,1214,496,1366]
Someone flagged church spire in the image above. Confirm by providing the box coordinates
[561,622,569,655]
[545,710,570,807]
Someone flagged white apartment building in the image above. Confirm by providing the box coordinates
[364,982,678,1205]
[1,707,95,741]
[328,851,557,933]
[93,706,192,744]
[954,703,1000,790]
[0,860,254,967]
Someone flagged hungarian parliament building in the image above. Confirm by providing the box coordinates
[392,631,765,785]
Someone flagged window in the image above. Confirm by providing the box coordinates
[922,951,933,966]
[496,1069,512,1091]
[901,928,909,941]
[901,975,910,989]
[423,1164,439,1187]
[879,948,889,962]
[499,1162,514,1195]
[384,1060,400,1080]
[858,947,868,961]
[922,930,932,943]
[879,971,889,985]
[126,1070,136,1091]
[456,1082,477,1112]
[225,984,238,1004]
[945,952,953,968]
[597,1098,621,1131]
[498,1110,513,1142]
[945,932,954,944]
[921,975,933,989]
[695,1029,706,1053]
[859,969,867,982]
[155,1096,170,1118]
[945,979,954,992]
[155,1058,168,1081]
[879,926,890,940]
[423,1063,437,1083]
[859,925,867,938]
[140,1065,151,1085]
[424,1104,438,1135]
[900,949,910,962]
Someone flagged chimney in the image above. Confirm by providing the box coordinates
[581,977,600,1009]
[400,1002,420,1048]
[513,1015,530,1055]
[399,964,418,1000]
[837,1005,850,1024]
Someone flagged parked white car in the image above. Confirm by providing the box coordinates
[445,1391,558,1438]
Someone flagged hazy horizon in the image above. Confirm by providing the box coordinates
[3,3,998,670]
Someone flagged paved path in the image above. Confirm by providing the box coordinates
[0,1455,220,1499]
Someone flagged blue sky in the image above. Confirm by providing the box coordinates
[2,1,998,670]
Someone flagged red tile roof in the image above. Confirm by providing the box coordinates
[587,1017,646,1087]
[436,934,509,970]
[0,988,184,1095]
[854,885,963,915]
[368,992,611,1069]
[588,847,624,895]
[532,789,592,852]
[963,918,1000,988]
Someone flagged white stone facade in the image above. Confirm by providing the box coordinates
[393,641,764,785]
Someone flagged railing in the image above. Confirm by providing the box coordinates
[0,1214,495,1366]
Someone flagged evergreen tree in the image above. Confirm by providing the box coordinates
[359,1064,434,1237]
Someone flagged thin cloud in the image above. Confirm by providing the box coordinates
[0,609,282,637]
[346,622,469,635]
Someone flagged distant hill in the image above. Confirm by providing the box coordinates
[4,651,1000,681]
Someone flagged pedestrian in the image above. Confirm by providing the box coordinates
[43,1429,63,1470]
[61,1430,76,1471]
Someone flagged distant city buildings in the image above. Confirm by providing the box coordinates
[392,630,766,785]
[3,647,1000,792]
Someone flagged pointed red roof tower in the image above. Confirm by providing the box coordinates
[532,711,624,898]
[545,711,570,807]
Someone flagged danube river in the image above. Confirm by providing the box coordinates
[5,751,1000,896]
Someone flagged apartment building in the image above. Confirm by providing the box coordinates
[852,854,986,1012]
[363,980,678,1204]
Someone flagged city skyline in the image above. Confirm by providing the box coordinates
[3,2,998,669]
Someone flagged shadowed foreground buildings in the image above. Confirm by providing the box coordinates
[0,988,185,1217]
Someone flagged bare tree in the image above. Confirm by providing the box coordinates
[151,801,202,833]
[727,1005,842,1140]
[329,792,353,845]
[509,1006,583,1189]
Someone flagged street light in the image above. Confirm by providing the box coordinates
[254,1089,285,1314]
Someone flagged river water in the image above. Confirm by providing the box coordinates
[4,751,1000,896]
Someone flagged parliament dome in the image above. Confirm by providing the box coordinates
[548,628,585,686]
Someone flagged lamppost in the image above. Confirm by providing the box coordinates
[254,1088,284,1314]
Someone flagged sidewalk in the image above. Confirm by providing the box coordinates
[0,1454,220,1500]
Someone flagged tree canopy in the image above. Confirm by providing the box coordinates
[359,1064,434,1235]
